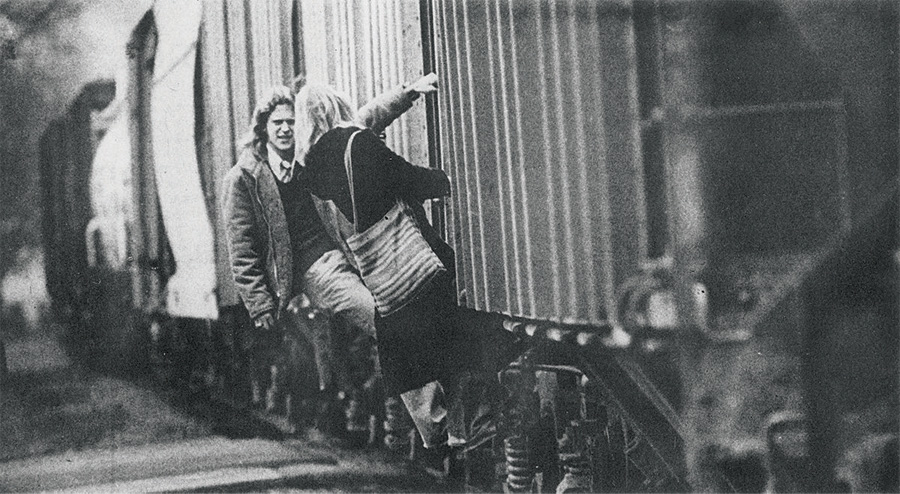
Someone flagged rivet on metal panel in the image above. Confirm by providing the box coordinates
[546,327,564,342]
[502,319,520,332]
[576,331,599,347]
[602,326,632,349]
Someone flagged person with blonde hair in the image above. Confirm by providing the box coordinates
[295,79,497,451]
[222,77,437,433]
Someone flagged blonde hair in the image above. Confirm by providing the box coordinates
[293,83,354,165]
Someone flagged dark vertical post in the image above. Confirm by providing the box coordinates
[657,2,712,488]
[419,0,445,239]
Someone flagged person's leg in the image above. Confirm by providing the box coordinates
[303,250,376,338]
[301,250,373,386]
[302,250,379,435]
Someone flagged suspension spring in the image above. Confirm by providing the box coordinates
[505,434,534,492]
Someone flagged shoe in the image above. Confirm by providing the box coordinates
[419,443,451,478]
[344,397,370,447]
[315,389,346,436]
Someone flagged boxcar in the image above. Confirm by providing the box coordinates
[428,0,897,491]
[40,80,117,364]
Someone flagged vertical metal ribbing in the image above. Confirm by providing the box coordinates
[376,1,387,92]
[376,2,397,151]
[534,0,563,319]
[434,0,465,298]
[505,0,536,316]
[373,0,383,94]
[361,0,375,102]
[226,1,251,135]
[331,0,344,90]
[389,0,409,159]
[346,1,358,108]
[492,0,524,315]
[372,2,383,95]
[482,0,513,313]
[547,0,578,319]
[261,2,272,86]
[449,0,481,309]
[398,0,411,159]
[268,1,279,84]
[435,0,456,235]
[343,0,356,101]
[282,0,296,81]
[250,1,276,94]
[248,4,263,91]
[624,0,650,263]
[435,0,455,242]
[565,0,599,322]
[383,1,401,153]
[241,0,256,101]
[339,0,350,97]
[274,0,283,81]
[369,1,381,96]
[586,5,617,326]
[206,0,235,161]
[460,0,491,311]
[298,0,329,84]
[429,0,447,216]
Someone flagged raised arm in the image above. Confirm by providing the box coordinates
[355,73,438,134]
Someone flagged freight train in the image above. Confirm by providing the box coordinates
[41,1,898,491]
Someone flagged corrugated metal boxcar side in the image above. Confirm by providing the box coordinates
[431,0,647,327]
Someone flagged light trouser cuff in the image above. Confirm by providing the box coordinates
[400,380,450,448]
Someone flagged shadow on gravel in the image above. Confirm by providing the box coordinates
[0,367,212,462]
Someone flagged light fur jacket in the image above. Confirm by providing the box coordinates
[222,85,422,319]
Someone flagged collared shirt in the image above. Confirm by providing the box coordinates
[267,143,295,183]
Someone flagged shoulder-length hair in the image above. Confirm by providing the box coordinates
[240,85,295,161]
[293,83,354,165]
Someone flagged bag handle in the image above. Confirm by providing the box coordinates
[344,129,363,233]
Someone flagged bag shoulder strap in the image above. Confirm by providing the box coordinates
[344,129,363,233]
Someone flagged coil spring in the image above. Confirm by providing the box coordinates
[558,430,591,475]
[505,434,533,492]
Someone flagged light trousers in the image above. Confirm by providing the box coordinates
[303,249,448,445]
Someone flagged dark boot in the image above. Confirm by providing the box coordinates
[315,387,345,437]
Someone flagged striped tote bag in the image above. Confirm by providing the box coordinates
[342,131,446,316]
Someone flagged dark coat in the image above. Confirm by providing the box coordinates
[304,126,458,395]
